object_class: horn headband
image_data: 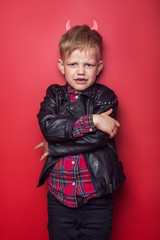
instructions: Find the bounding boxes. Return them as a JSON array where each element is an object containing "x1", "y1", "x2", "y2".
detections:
[{"x1": 65, "y1": 20, "x2": 98, "y2": 31}]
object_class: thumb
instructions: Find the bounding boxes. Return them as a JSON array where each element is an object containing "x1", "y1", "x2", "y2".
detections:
[{"x1": 105, "y1": 108, "x2": 113, "y2": 115}]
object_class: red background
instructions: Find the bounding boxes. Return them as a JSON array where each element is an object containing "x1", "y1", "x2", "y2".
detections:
[{"x1": 0, "y1": 0, "x2": 160, "y2": 239}]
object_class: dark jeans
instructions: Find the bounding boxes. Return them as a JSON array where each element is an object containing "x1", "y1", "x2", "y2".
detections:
[{"x1": 47, "y1": 191, "x2": 114, "y2": 240}]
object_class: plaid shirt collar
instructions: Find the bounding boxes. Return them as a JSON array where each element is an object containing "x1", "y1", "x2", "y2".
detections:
[{"x1": 67, "y1": 83, "x2": 82, "y2": 96}]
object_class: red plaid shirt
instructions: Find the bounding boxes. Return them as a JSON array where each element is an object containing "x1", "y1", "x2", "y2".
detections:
[{"x1": 48, "y1": 85, "x2": 100, "y2": 208}]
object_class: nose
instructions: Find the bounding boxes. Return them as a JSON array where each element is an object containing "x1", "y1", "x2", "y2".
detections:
[{"x1": 77, "y1": 65, "x2": 85, "y2": 75}]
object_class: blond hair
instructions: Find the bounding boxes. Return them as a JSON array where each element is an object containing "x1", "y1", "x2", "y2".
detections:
[{"x1": 59, "y1": 25, "x2": 103, "y2": 60}]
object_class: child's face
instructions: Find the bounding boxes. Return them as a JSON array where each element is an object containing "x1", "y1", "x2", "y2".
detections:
[{"x1": 58, "y1": 47, "x2": 103, "y2": 92}]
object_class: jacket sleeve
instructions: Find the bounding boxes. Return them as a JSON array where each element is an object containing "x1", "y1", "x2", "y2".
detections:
[
  {"x1": 48, "y1": 88, "x2": 118, "y2": 157},
  {"x1": 37, "y1": 84, "x2": 79, "y2": 142}
]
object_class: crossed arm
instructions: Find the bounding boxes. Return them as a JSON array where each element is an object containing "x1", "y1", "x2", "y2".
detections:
[{"x1": 35, "y1": 108, "x2": 120, "y2": 161}]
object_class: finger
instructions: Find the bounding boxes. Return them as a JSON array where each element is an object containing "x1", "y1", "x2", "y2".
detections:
[
  {"x1": 35, "y1": 142, "x2": 44, "y2": 150},
  {"x1": 114, "y1": 127, "x2": 117, "y2": 136},
  {"x1": 112, "y1": 126, "x2": 117, "y2": 135},
  {"x1": 40, "y1": 152, "x2": 49, "y2": 161},
  {"x1": 109, "y1": 126, "x2": 117, "y2": 138},
  {"x1": 40, "y1": 155, "x2": 45, "y2": 161},
  {"x1": 109, "y1": 129, "x2": 114, "y2": 138},
  {"x1": 109, "y1": 132, "x2": 114, "y2": 138},
  {"x1": 115, "y1": 120, "x2": 120, "y2": 127}
]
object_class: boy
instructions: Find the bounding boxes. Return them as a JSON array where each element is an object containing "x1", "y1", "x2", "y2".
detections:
[{"x1": 36, "y1": 25, "x2": 125, "y2": 240}]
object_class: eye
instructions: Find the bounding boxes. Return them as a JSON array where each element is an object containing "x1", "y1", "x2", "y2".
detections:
[
  {"x1": 68, "y1": 63, "x2": 77, "y2": 67},
  {"x1": 86, "y1": 64, "x2": 94, "y2": 67}
]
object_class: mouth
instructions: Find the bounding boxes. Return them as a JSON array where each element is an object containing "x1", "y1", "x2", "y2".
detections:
[{"x1": 74, "y1": 78, "x2": 88, "y2": 83}]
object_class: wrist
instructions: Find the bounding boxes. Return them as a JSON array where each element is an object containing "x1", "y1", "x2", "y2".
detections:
[{"x1": 93, "y1": 114, "x2": 99, "y2": 127}]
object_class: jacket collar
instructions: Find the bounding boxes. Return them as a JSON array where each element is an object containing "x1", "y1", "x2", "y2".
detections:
[
  {"x1": 57, "y1": 83, "x2": 98, "y2": 100},
  {"x1": 82, "y1": 83, "x2": 98, "y2": 100}
]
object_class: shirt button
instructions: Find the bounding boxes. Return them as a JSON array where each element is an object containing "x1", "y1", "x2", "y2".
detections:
[
  {"x1": 70, "y1": 105, "x2": 74, "y2": 110},
  {"x1": 89, "y1": 128, "x2": 93, "y2": 132},
  {"x1": 72, "y1": 161, "x2": 75, "y2": 164},
  {"x1": 72, "y1": 182, "x2": 76, "y2": 186},
  {"x1": 75, "y1": 95, "x2": 79, "y2": 99}
]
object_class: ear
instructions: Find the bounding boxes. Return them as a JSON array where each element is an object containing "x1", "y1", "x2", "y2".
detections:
[
  {"x1": 96, "y1": 61, "x2": 103, "y2": 76},
  {"x1": 58, "y1": 59, "x2": 65, "y2": 75}
]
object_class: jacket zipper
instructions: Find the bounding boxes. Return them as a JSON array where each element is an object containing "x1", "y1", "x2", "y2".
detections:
[
  {"x1": 86, "y1": 98, "x2": 90, "y2": 114},
  {"x1": 87, "y1": 99, "x2": 89, "y2": 115},
  {"x1": 100, "y1": 151, "x2": 112, "y2": 194}
]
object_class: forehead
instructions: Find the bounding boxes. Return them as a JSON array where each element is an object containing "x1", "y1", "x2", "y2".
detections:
[{"x1": 65, "y1": 47, "x2": 99, "y2": 62}]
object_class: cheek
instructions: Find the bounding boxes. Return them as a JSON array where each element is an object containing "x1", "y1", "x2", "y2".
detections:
[
  {"x1": 90, "y1": 70, "x2": 98, "y2": 79},
  {"x1": 64, "y1": 71, "x2": 71, "y2": 79},
  {"x1": 66, "y1": 68, "x2": 74, "y2": 76}
]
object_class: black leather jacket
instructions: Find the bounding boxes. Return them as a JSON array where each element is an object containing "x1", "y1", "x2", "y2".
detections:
[{"x1": 37, "y1": 83, "x2": 126, "y2": 195}]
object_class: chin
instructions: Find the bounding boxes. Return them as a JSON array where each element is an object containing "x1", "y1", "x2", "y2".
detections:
[{"x1": 75, "y1": 86, "x2": 88, "y2": 92}]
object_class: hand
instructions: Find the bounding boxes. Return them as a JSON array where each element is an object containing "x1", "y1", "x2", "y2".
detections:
[
  {"x1": 93, "y1": 109, "x2": 120, "y2": 138},
  {"x1": 35, "y1": 140, "x2": 49, "y2": 161}
]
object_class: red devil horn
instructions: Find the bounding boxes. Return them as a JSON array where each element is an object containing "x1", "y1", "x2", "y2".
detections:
[
  {"x1": 91, "y1": 20, "x2": 98, "y2": 30},
  {"x1": 65, "y1": 20, "x2": 98, "y2": 31},
  {"x1": 66, "y1": 20, "x2": 71, "y2": 31}
]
